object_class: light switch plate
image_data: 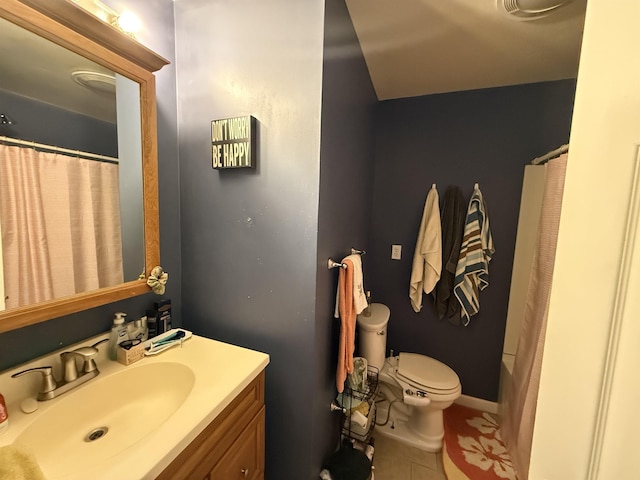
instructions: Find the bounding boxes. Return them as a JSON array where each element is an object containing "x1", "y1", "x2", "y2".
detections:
[{"x1": 391, "y1": 244, "x2": 402, "y2": 260}]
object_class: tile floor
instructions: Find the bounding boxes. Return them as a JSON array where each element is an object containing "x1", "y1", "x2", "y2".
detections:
[{"x1": 371, "y1": 434, "x2": 446, "y2": 480}]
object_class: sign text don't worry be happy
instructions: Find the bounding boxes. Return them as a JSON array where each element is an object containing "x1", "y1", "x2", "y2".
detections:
[{"x1": 211, "y1": 115, "x2": 256, "y2": 169}]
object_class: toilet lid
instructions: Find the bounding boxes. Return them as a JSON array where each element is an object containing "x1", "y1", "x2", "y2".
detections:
[{"x1": 397, "y1": 352, "x2": 460, "y2": 391}]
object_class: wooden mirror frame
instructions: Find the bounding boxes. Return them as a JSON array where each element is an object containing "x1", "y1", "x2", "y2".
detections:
[{"x1": 0, "y1": 0, "x2": 169, "y2": 333}]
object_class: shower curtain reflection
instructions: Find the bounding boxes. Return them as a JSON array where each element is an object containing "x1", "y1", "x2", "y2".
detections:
[{"x1": 0, "y1": 144, "x2": 123, "y2": 310}]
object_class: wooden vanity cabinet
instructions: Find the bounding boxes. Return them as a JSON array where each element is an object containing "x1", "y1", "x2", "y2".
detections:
[{"x1": 157, "y1": 371, "x2": 265, "y2": 480}]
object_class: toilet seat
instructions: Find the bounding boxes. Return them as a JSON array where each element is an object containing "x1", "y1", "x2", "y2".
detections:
[{"x1": 396, "y1": 353, "x2": 460, "y2": 396}]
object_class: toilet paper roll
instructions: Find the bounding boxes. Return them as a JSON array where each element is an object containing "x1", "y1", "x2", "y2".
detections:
[{"x1": 351, "y1": 410, "x2": 368, "y2": 429}]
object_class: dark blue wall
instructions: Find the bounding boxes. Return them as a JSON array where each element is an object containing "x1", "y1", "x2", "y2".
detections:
[
  {"x1": 174, "y1": 2, "x2": 376, "y2": 476},
  {"x1": 315, "y1": 0, "x2": 377, "y2": 469},
  {"x1": 368, "y1": 80, "x2": 577, "y2": 401},
  {"x1": 173, "y1": 1, "x2": 325, "y2": 479},
  {"x1": 0, "y1": 89, "x2": 117, "y2": 156},
  {"x1": 0, "y1": 0, "x2": 180, "y2": 372},
  {"x1": 0, "y1": 2, "x2": 579, "y2": 479}
]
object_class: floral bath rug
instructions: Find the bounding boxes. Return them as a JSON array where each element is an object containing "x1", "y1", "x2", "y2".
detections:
[{"x1": 442, "y1": 404, "x2": 518, "y2": 480}]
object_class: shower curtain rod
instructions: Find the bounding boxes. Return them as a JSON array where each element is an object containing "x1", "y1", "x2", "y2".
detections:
[
  {"x1": 531, "y1": 144, "x2": 569, "y2": 166},
  {"x1": 0, "y1": 135, "x2": 118, "y2": 164}
]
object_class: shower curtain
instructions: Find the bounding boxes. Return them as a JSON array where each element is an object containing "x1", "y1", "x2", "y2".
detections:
[
  {"x1": 0, "y1": 144, "x2": 123, "y2": 309},
  {"x1": 501, "y1": 153, "x2": 568, "y2": 479}
]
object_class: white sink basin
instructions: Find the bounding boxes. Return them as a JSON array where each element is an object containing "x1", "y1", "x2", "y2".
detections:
[
  {"x1": 1, "y1": 333, "x2": 269, "y2": 480},
  {"x1": 14, "y1": 362, "x2": 194, "y2": 478}
]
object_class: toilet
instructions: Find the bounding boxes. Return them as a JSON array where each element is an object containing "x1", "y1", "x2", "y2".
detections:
[{"x1": 357, "y1": 303, "x2": 461, "y2": 452}]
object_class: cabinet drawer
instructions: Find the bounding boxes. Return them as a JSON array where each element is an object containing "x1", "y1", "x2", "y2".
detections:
[{"x1": 209, "y1": 406, "x2": 265, "y2": 480}]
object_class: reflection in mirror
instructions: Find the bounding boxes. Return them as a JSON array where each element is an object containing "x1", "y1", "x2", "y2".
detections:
[{"x1": 0, "y1": 16, "x2": 145, "y2": 312}]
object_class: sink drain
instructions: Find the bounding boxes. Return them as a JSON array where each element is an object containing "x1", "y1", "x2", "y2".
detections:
[{"x1": 84, "y1": 426, "x2": 109, "y2": 442}]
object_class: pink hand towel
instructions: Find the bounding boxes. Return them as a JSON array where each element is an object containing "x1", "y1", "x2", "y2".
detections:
[{"x1": 336, "y1": 258, "x2": 356, "y2": 393}]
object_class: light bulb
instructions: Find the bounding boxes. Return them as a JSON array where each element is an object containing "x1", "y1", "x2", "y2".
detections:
[{"x1": 117, "y1": 10, "x2": 141, "y2": 35}]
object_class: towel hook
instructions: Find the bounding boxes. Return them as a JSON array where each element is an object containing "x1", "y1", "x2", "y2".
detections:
[{"x1": 350, "y1": 248, "x2": 366, "y2": 256}]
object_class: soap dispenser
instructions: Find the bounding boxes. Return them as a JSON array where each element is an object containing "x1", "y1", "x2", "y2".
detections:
[{"x1": 108, "y1": 312, "x2": 130, "y2": 360}]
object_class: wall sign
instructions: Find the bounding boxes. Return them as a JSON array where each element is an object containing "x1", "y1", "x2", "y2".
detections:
[{"x1": 211, "y1": 115, "x2": 257, "y2": 169}]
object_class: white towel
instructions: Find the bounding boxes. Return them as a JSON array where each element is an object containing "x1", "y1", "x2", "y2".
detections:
[
  {"x1": 453, "y1": 184, "x2": 494, "y2": 326},
  {"x1": 334, "y1": 254, "x2": 368, "y2": 318},
  {"x1": 409, "y1": 185, "x2": 442, "y2": 312}
]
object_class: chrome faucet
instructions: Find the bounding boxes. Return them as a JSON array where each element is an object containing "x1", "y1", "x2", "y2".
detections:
[
  {"x1": 60, "y1": 346, "x2": 99, "y2": 382},
  {"x1": 11, "y1": 339, "x2": 106, "y2": 401}
]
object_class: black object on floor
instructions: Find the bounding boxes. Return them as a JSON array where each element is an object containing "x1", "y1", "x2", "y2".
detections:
[{"x1": 322, "y1": 443, "x2": 371, "y2": 480}]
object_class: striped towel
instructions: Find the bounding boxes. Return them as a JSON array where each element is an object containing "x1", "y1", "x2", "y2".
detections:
[{"x1": 453, "y1": 184, "x2": 494, "y2": 326}]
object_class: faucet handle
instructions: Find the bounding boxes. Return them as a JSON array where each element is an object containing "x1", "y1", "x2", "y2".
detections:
[
  {"x1": 91, "y1": 338, "x2": 109, "y2": 349},
  {"x1": 11, "y1": 366, "x2": 58, "y2": 401},
  {"x1": 61, "y1": 346, "x2": 99, "y2": 381},
  {"x1": 75, "y1": 346, "x2": 99, "y2": 374},
  {"x1": 69, "y1": 346, "x2": 99, "y2": 358}
]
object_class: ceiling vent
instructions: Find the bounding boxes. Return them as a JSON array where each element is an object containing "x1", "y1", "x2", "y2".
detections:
[{"x1": 499, "y1": 0, "x2": 576, "y2": 20}]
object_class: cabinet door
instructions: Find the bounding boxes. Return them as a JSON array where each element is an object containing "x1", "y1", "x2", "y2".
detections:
[{"x1": 210, "y1": 406, "x2": 265, "y2": 480}]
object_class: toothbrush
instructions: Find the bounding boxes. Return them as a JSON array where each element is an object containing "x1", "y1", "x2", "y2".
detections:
[
  {"x1": 145, "y1": 330, "x2": 186, "y2": 355},
  {"x1": 149, "y1": 330, "x2": 186, "y2": 348}
]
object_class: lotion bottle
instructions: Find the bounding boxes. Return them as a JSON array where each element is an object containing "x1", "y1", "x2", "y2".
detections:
[
  {"x1": 108, "y1": 312, "x2": 129, "y2": 360},
  {"x1": 128, "y1": 316, "x2": 149, "y2": 342}
]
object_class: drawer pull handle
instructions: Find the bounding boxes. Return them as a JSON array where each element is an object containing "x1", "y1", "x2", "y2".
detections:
[{"x1": 241, "y1": 468, "x2": 249, "y2": 477}]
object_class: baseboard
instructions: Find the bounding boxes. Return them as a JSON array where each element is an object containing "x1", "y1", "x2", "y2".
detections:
[{"x1": 455, "y1": 394, "x2": 498, "y2": 414}]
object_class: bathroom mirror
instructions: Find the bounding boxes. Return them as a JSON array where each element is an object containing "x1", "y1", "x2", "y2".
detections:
[{"x1": 0, "y1": 0, "x2": 169, "y2": 333}]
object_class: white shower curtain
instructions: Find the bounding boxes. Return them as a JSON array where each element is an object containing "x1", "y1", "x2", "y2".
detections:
[
  {"x1": 0, "y1": 144, "x2": 123, "y2": 309},
  {"x1": 501, "y1": 153, "x2": 568, "y2": 479}
]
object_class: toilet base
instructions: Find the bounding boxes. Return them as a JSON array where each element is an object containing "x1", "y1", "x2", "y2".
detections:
[{"x1": 373, "y1": 401, "x2": 444, "y2": 452}]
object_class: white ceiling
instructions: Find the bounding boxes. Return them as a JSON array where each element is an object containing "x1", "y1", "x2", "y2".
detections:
[
  {"x1": 345, "y1": 0, "x2": 587, "y2": 100},
  {"x1": 0, "y1": 17, "x2": 116, "y2": 123},
  {"x1": 0, "y1": 0, "x2": 587, "y2": 124}
]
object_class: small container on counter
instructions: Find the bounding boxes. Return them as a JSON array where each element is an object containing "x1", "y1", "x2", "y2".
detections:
[
  {"x1": 0, "y1": 393, "x2": 9, "y2": 434},
  {"x1": 146, "y1": 299, "x2": 172, "y2": 338}
]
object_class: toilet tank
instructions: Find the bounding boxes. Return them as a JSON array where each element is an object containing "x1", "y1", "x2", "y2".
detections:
[{"x1": 356, "y1": 303, "x2": 390, "y2": 371}]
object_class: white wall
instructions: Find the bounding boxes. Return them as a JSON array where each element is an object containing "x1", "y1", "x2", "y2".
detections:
[{"x1": 530, "y1": 0, "x2": 640, "y2": 478}]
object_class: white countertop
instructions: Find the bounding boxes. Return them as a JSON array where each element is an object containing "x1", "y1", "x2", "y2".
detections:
[{"x1": 0, "y1": 332, "x2": 270, "y2": 479}]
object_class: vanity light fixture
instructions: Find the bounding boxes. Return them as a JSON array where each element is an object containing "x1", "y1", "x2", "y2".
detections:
[
  {"x1": 116, "y1": 11, "x2": 142, "y2": 36},
  {"x1": 71, "y1": 0, "x2": 115, "y2": 23},
  {"x1": 71, "y1": 0, "x2": 142, "y2": 38}
]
